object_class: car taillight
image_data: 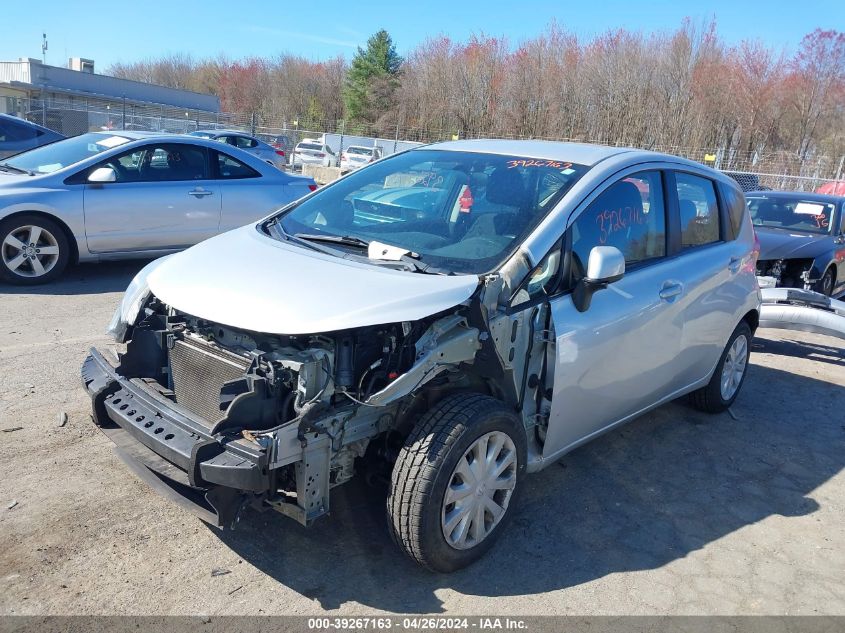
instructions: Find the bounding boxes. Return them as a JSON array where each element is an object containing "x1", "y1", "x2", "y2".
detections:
[
  {"x1": 342, "y1": 154, "x2": 348, "y2": 160},
  {"x1": 317, "y1": 153, "x2": 325, "y2": 158},
  {"x1": 275, "y1": 150, "x2": 285, "y2": 156},
  {"x1": 308, "y1": 184, "x2": 318, "y2": 192}
]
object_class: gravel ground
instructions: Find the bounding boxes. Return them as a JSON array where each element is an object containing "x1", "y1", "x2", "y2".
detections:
[{"x1": 0, "y1": 261, "x2": 843, "y2": 616}]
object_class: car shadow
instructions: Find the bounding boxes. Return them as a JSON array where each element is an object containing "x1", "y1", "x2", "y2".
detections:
[
  {"x1": 0, "y1": 260, "x2": 150, "y2": 296},
  {"x1": 754, "y1": 334, "x2": 844, "y2": 367},
  {"x1": 212, "y1": 357, "x2": 843, "y2": 612}
]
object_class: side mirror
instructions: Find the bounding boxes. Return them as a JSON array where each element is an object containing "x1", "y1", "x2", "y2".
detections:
[
  {"x1": 88, "y1": 167, "x2": 116, "y2": 183},
  {"x1": 573, "y1": 246, "x2": 625, "y2": 312}
]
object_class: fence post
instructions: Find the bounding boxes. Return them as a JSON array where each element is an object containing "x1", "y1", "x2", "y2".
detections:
[
  {"x1": 122, "y1": 96, "x2": 126, "y2": 130},
  {"x1": 338, "y1": 119, "x2": 345, "y2": 160},
  {"x1": 251, "y1": 112, "x2": 256, "y2": 136},
  {"x1": 835, "y1": 156, "x2": 844, "y2": 184}
]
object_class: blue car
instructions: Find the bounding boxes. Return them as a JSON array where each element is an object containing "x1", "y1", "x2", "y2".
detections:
[
  {"x1": 0, "y1": 113, "x2": 65, "y2": 160},
  {"x1": 749, "y1": 190, "x2": 845, "y2": 296}
]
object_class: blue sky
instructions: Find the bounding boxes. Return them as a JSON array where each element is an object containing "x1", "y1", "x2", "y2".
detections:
[{"x1": 2, "y1": 0, "x2": 843, "y2": 69}]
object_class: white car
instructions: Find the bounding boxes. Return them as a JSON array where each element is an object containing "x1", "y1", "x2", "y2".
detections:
[
  {"x1": 291, "y1": 139, "x2": 337, "y2": 169},
  {"x1": 340, "y1": 145, "x2": 383, "y2": 171}
]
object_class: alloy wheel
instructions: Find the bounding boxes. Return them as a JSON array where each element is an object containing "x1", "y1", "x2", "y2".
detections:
[
  {"x1": 720, "y1": 334, "x2": 748, "y2": 401},
  {"x1": 2, "y1": 224, "x2": 61, "y2": 279}
]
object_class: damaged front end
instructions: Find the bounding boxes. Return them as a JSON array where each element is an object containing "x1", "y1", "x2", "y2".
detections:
[{"x1": 82, "y1": 296, "x2": 484, "y2": 528}]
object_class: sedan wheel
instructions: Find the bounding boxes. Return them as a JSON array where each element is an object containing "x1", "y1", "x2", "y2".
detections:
[
  {"x1": 816, "y1": 269, "x2": 835, "y2": 296},
  {"x1": 689, "y1": 321, "x2": 753, "y2": 413},
  {"x1": 0, "y1": 215, "x2": 70, "y2": 284}
]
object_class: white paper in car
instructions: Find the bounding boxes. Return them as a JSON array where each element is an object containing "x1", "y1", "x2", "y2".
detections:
[
  {"x1": 96, "y1": 135, "x2": 130, "y2": 149},
  {"x1": 368, "y1": 241, "x2": 411, "y2": 261},
  {"x1": 794, "y1": 202, "x2": 825, "y2": 215}
]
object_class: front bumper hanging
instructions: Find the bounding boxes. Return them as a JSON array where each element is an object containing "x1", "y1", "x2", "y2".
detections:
[
  {"x1": 759, "y1": 287, "x2": 845, "y2": 341},
  {"x1": 81, "y1": 348, "x2": 271, "y2": 527}
]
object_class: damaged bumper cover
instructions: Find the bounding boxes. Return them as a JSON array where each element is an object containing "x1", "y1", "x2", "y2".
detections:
[
  {"x1": 81, "y1": 348, "x2": 270, "y2": 527},
  {"x1": 759, "y1": 287, "x2": 845, "y2": 340}
]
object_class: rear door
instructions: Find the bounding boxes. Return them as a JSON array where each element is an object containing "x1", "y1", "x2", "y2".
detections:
[
  {"x1": 83, "y1": 142, "x2": 221, "y2": 252},
  {"x1": 543, "y1": 169, "x2": 685, "y2": 456},
  {"x1": 665, "y1": 170, "x2": 746, "y2": 385}
]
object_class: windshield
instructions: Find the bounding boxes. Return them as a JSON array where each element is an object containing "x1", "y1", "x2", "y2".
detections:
[
  {"x1": 276, "y1": 149, "x2": 588, "y2": 274},
  {"x1": 3, "y1": 132, "x2": 131, "y2": 174},
  {"x1": 747, "y1": 196, "x2": 836, "y2": 234}
]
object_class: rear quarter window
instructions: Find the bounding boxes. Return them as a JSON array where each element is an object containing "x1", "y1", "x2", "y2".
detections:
[{"x1": 719, "y1": 181, "x2": 747, "y2": 240}]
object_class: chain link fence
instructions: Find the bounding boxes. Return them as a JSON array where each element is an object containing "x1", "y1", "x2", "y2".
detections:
[{"x1": 4, "y1": 96, "x2": 844, "y2": 193}]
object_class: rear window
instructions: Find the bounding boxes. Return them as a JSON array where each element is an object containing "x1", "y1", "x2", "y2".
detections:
[
  {"x1": 298, "y1": 143, "x2": 323, "y2": 151},
  {"x1": 347, "y1": 147, "x2": 373, "y2": 156},
  {"x1": 0, "y1": 118, "x2": 41, "y2": 143}
]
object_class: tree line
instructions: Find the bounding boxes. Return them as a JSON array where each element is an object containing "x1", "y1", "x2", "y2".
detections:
[{"x1": 107, "y1": 22, "x2": 845, "y2": 168}]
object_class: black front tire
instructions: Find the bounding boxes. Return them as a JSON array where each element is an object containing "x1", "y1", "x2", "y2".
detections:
[
  {"x1": 689, "y1": 321, "x2": 752, "y2": 414},
  {"x1": 387, "y1": 393, "x2": 526, "y2": 573}
]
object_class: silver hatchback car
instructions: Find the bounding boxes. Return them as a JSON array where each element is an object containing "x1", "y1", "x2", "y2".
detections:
[{"x1": 82, "y1": 140, "x2": 760, "y2": 572}]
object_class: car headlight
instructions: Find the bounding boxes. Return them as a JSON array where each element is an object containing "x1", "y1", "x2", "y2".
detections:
[{"x1": 106, "y1": 257, "x2": 169, "y2": 342}]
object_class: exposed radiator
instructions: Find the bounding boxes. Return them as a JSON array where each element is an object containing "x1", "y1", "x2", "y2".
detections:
[{"x1": 169, "y1": 337, "x2": 250, "y2": 424}]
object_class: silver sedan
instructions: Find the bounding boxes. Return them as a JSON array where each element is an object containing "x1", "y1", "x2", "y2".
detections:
[
  {"x1": 0, "y1": 131, "x2": 316, "y2": 284},
  {"x1": 188, "y1": 130, "x2": 287, "y2": 170}
]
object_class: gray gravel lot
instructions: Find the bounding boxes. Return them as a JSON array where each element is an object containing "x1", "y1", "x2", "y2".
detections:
[{"x1": 0, "y1": 262, "x2": 843, "y2": 615}]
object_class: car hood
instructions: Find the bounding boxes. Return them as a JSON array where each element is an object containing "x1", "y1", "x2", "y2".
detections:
[
  {"x1": 146, "y1": 225, "x2": 480, "y2": 334},
  {"x1": 756, "y1": 226, "x2": 832, "y2": 260},
  {"x1": 0, "y1": 173, "x2": 38, "y2": 188}
]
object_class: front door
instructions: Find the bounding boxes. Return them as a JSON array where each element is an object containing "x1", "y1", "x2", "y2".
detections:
[
  {"x1": 543, "y1": 170, "x2": 685, "y2": 457},
  {"x1": 83, "y1": 142, "x2": 221, "y2": 253}
]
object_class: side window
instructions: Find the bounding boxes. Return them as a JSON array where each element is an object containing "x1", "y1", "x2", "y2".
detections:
[
  {"x1": 99, "y1": 144, "x2": 208, "y2": 182},
  {"x1": 234, "y1": 136, "x2": 257, "y2": 149},
  {"x1": 0, "y1": 119, "x2": 39, "y2": 143},
  {"x1": 719, "y1": 181, "x2": 746, "y2": 240},
  {"x1": 215, "y1": 151, "x2": 260, "y2": 179},
  {"x1": 674, "y1": 173, "x2": 721, "y2": 247},
  {"x1": 511, "y1": 240, "x2": 563, "y2": 308},
  {"x1": 571, "y1": 171, "x2": 666, "y2": 279}
]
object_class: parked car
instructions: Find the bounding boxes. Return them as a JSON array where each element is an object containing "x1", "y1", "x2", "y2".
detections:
[
  {"x1": 0, "y1": 131, "x2": 316, "y2": 284},
  {"x1": 255, "y1": 133, "x2": 292, "y2": 158},
  {"x1": 340, "y1": 145, "x2": 383, "y2": 171},
  {"x1": 748, "y1": 190, "x2": 845, "y2": 296},
  {"x1": 188, "y1": 130, "x2": 287, "y2": 170},
  {"x1": 82, "y1": 140, "x2": 760, "y2": 572},
  {"x1": 291, "y1": 139, "x2": 338, "y2": 169},
  {"x1": 0, "y1": 113, "x2": 65, "y2": 160},
  {"x1": 816, "y1": 181, "x2": 845, "y2": 196}
]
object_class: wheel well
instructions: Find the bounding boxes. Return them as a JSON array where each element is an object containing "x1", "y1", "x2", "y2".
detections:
[
  {"x1": 742, "y1": 309, "x2": 759, "y2": 335},
  {"x1": 1, "y1": 211, "x2": 79, "y2": 264}
]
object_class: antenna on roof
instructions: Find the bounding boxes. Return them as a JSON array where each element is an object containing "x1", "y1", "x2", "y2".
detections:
[{"x1": 41, "y1": 32, "x2": 48, "y2": 64}]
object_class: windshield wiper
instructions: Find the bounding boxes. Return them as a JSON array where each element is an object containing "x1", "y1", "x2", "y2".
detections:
[
  {"x1": 0, "y1": 163, "x2": 34, "y2": 176},
  {"x1": 293, "y1": 233, "x2": 370, "y2": 249}
]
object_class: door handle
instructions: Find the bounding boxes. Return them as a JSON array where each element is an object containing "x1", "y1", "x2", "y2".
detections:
[
  {"x1": 659, "y1": 282, "x2": 684, "y2": 301},
  {"x1": 188, "y1": 188, "x2": 213, "y2": 197},
  {"x1": 728, "y1": 256, "x2": 741, "y2": 273}
]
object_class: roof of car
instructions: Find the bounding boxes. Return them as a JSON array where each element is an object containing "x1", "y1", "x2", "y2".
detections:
[
  {"x1": 746, "y1": 190, "x2": 844, "y2": 204},
  {"x1": 423, "y1": 139, "x2": 649, "y2": 166},
  {"x1": 0, "y1": 112, "x2": 59, "y2": 134}
]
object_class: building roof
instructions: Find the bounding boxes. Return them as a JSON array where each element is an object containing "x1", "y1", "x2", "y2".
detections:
[{"x1": 0, "y1": 59, "x2": 219, "y2": 112}]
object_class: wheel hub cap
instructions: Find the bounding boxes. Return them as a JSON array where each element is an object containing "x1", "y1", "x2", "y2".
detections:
[{"x1": 441, "y1": 431, "x2": 517, "y2": 550}]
